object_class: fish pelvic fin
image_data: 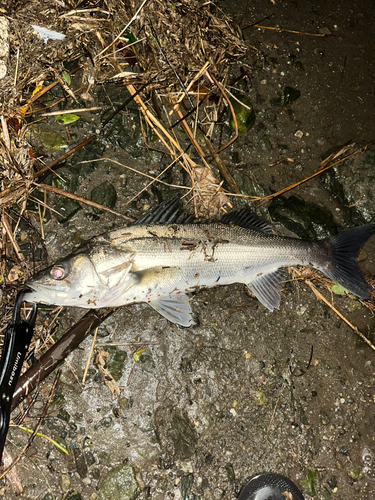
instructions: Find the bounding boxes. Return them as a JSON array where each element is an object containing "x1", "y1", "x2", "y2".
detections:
[
  {"x1": 323, "y1": 223, "x2": 375, "y2": 299},
  {"x1": 246, "y1": 269, "x2": 286, "y2": 311},
  {"x1": 149, "y1": 292, "x2": 193, "y2": 327}
]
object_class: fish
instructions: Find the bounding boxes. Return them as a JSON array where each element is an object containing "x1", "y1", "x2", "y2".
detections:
[{"x1": 23, "y1": 198, "x2": 374, "y2": 327}]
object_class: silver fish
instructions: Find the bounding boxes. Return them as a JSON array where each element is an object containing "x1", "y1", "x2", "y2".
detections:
[{"x1": 24, "y1": 200, "x2": 374, "y2": 327}]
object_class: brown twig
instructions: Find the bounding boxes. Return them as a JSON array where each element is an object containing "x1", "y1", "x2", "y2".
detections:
[
  {"x1": 33, "y1": 134, "x2": 97, "y2": 180},
  {"x1": 1, "y1": 212, "x2": 25, "y2": 263},
  {"x1": 316, "y1": 140, "x2": 353, "y2": 171},
  {"x1": 245, "y1": 24, "x2": 328, "y2": 37},
  {"x1": 82, "y1": 326, "x2": 98, "y2": 386},
  {"x1": 39, "y1": 107, "x2": 102, "y2": 118},
  {"x1": 33, "y1": 182, "x2": 134, "y2": 222},
  {"x1": 25, "y1": 86, "x2": 86, "y2": 118},
  {"x1": 254, "y1": 142, "x2": 372, "y2": 204},
  {"x1": 203, "y1": 135, "x2": 240, "y2": 194},
  {"x1": 25, "y1": 67, "x2": 82, "y2": 108},
  {"x1": 305, "y1": 280, "x2": 375, "y2": 352},
  {"x1": 207, "y1": 73, "x2": 238, "y2": 155}
]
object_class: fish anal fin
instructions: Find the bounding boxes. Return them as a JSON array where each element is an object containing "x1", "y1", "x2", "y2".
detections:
[
  {"x1": 246, "y1": 269, "x2": 286, "y2": 311},
  {"x1": 149, "y1": 292, "x2": 193, "y2": 327}
]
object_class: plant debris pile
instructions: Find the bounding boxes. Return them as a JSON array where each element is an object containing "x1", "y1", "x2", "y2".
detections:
[{"x1": 0, "y1": 1, "x2": 257, "y2": 349}]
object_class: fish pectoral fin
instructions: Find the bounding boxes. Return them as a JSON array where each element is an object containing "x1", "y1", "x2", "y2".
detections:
[
  {"x1": 246, "y1": 269, "x2": 286, "y2": 311},
  {"x1": 98, "y1": 274, "x2": 136, "y2": 307},
  {"x1": 149, "y1": 293, "x2": 193, "y2": 327}
]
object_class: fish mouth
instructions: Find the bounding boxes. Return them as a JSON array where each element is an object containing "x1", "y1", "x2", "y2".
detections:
[{"x1": 23, "y1": 282, "x2": 69, "y2": 305}]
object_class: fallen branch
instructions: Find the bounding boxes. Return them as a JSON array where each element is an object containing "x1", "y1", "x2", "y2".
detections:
[{"x1": 12, "y1": 308, "x2": 114, "y2": 410}]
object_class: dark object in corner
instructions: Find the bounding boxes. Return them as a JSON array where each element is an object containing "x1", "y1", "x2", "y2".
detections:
[
  {"x1": 0, "y1": 292, "x2": 37, "y2": 465},
  {"x1": 238, "y1": 472, "x2": 304, "y2": 499}
]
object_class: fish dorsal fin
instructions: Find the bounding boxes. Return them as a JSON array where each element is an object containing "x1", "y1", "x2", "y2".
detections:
[
  {"x1": 132, "y1": 196, "x2": 191, "y2": 225},
  {"x1": 149, "y1": 292, "x2": 193, "y2": 327},
  {"x1": 246, "y1": 268, "x2": 286, "y2": 311},
  {"x1": 220, "y1": 209, "x2": 274, "y2": 234}
]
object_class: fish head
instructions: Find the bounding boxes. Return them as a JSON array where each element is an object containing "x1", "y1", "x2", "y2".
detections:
[{"x1": 24, "y1": 253, "x2": 102, "y2": 307}]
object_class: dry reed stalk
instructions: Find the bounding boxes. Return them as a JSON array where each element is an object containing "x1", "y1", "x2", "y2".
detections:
[
  {"x1": 34, "y1": 183, "x2": 134, "y2": 221},
  {"x1": 306, "y1": 280, "x2": 375, "y2": 352}
]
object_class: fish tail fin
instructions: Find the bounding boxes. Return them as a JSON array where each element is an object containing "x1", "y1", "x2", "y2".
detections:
[{"x1": 323, "y1": 223, "x2": 375, "y2": 298}]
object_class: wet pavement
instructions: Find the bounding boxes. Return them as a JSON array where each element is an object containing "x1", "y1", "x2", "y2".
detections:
[{"x1": 2, "y1": 0, "x2": 375, "y2": 499}]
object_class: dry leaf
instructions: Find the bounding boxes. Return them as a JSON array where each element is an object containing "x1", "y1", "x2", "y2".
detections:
[
  {"x1": 2, "y1": 449, "x2": 23, "y2": 494},
  {"x1": 7, "y1": 265, "x2": 22, "y2": 282},
  {"x1": 191, "y1": 166, "x2": 229, "y2": 218},
  {"x1": 94, "y1": 350, "x2": 121, "y2": 398}
]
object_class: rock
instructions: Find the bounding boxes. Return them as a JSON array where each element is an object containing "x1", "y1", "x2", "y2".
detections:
[
  {"x1": 269, "y1": 195, "x2": 339, "y2": 239},
  {"x1": 102, "y1": 105, "x2": 144, "y2": 159},
  {"x1": 73, "y1": 444, "x2": 88, "y2": 478},
  {"x1": 116, "y1": 119, "x2": 144, "y2": 158},
  {"x1": 229, "y1": 94, "x2": 256, "y2": 134},
  {"x1": 139, "y1": 351, "x2": 155, "y2": 370},
  {"x1": 55, "y1": 197, "x2": 82, "y2": 223},
  {"x1": 97, "y1": 464, "x2": 138, "y2": 500},
  {"x1": 42, "y1": 170, "x2": 82, "y2": 223},
  {"x1": 154, "y1": 405, "x2": 198, "y2": 460},
  {"x1": 91, "y1": 181, "x2": 117, "y2": 214},
  {"x1": 294, "y1": 61, "x2": 305, "y2": 72},
  {"x1": 61, "y1": 474, "x2": 70, "y2": 493},
  {"x1": 69, "y1": 142, "x2": 106, "y2": 192},
  {"x1": 232, "y1": 170, "x2": 267, "y2": 198},
  {"x1": 321, "y1": 143, "x2": 375, "y2": 225},
  {"x1": 0, "y1": 17, "x2": 9, "y2": 79},
  {"x1": 39, "y1": 129, "x2": 69, "y2": 150},
  {"x1": 258, "y1": 135, "x2": 272, "y2": 151},
  {"x1": 95, "y1": 416, "x2": 113, "y2": 430},
  {"x1": 65, "y1": 492, "x2": 82, "y2": 500},
  {"x1": 84, "y1": 451, "x2": 96, "y2": 467},
  {"x1": 231, "y1": 170, "x2": 268, "y2": 216},
  {"x1": 57, "y1": 408, "x2": 71, "y2": 422},
  {"x1": 106, "y1": 346, "x2": 128, "y2": 381},
  {"x1": 283, "y1": 86, "x2": 301, "y2": 105},
  {"x1": 180, "y1": 474, "x2": 194, "y2": 500}
]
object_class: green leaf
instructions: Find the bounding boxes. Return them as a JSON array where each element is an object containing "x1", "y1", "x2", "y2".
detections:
[
  {"x1": 126, "y1": 29, "x2": 137, "y2": 44},
  {"x1": 331, "y1": 284, "x2": 347, "y2": 295},
  {"x1": 301, "y1": 469, "x2": 317, "y2": 497},
  {"x1": 62, "y1": 71, "x2": 71, "y2": 85},
  {"x1": 55, "y1": 113, "x2": 80, "y2": 125}
]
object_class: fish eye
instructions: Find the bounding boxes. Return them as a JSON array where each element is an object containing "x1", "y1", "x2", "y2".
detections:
[{"x1": 50, "y1": 265, "x2": 67, "y2": 280}]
